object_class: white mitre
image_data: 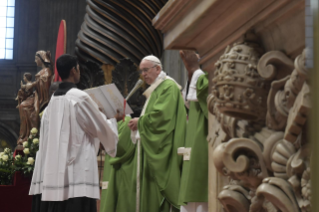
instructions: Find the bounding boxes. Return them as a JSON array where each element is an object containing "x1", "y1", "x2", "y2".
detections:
[{"x1": 142, "y1": 55, "x2": 162, "y2": 69}]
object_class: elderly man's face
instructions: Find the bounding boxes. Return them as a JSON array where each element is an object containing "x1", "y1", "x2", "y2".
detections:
[{"x1": 139, "y1": 60, "x2": 161, "y2": 85}]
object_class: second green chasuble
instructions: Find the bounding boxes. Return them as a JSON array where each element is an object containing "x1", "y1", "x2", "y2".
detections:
[
  {"x1": 178, "y1": 73, "x2": 209, "y2": 204},
  {"x1": 100, "y1": 116, "x2": 138, "y2": 212}
]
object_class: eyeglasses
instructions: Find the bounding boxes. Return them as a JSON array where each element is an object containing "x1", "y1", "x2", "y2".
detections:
[{"x1": 139, "y1": 65, "x2": 157, "y2": 74}]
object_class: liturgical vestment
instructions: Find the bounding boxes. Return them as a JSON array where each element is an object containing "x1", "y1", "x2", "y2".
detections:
[
  {"x1": 100, "y1": 116, "x2": 137, "y2": 212},
  {"x1": 179, "y1": 69, "x2": 209, "y2": 212},
  {"x1": 101, "y1": 72, "x2": 187, "y2": 212},
  {"x1": 29, "y1": 86, "x2": 118, "y2": 201}
]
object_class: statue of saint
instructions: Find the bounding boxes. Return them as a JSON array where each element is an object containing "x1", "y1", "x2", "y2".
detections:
[{"x1": 17, "y1": 51, "x2": 53, "y2": 145}]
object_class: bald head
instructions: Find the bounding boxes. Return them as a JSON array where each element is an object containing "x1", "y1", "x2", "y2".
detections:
[{"x1": 140, "y1": 55, "x2": 162, "y2": 85}]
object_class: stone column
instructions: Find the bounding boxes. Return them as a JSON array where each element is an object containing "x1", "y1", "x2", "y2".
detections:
[{"x1": 161, "y1": 50, "x2": 187, "y2": 87}]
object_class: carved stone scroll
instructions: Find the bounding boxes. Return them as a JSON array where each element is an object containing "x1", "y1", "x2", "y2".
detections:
[
  {"x1": 257, "y1": 51, "x2": 294, "y2": 81},
  {"x1": 213, "y1": 137, "x2": 269, "y2": 189},
  {"x1": 265, "y1": 50, "x2": 309, "y2": 132},
  {"x1": 210, "y1": 45, "x2": 311, "y2": 212},
  {"x1": 218, "y1": 185, "x2": 250, "y2": 212},
  {"x1": 266, "y1": 76, "x2": 290, "y2": 131},
  {"x1": 256, "y1": 178, "x2": 300, "y2": 212},
  {"x1": 284, "y1": 82, "x2": 310, "y2": 143},
  {"x1": 271, "y1": 140, "x2": 296, "y2": 179}
]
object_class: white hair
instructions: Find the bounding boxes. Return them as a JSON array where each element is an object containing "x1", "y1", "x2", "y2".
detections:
[{"x1": 141, "y1": 55, "x2": 162, "y2": 70}]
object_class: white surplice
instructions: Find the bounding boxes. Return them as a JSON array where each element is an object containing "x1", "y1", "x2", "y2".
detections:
[
  {"x1": 186, "y1": 69, "x2": 205, "y2": 102},
  {"x1": 29, "y1": 88, "x2": 118, "y2": 201}
]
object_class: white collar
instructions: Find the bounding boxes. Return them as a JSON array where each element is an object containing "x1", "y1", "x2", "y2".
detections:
[
  {"x1": 151, "y1": 71, "x2": 166, "y2": 85},
  {"x1": 143, "y1": 71, "x2": 166, "y2": 99}
]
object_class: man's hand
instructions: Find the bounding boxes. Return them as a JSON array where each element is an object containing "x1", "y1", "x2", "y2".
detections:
[
  {"x1": 179, "y1": 50, "x2": 200, "y2": 80},
  {"x1": 128, "y1": 118, "x2": 139, "y2": 131},
  {"x1": 114, "y1": 110, "x2": 123, "y2": 122}
]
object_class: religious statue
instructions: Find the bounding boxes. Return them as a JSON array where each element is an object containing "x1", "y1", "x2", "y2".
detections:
[{"x1": 16, "y1": 50, "x2": 53, "y2": 145}]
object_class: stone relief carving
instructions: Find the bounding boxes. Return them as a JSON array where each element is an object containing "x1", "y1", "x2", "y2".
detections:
[
  {"x1": 208, "y1": 40, "x2": 310, "y2": 212},
  {"x1": 211, "y1": 41, "x2": 269, "y2": 121}
]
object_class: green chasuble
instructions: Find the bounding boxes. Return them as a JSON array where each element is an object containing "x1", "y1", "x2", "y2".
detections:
[
  {"x1": 101, "y1": 79, "x2": 186, "y2": 212},
  {"x1": 178, "y1": 73, "x2": 209, "y2": 204},
  {"x1": 100, "y1": 116, "x2": 138, "y2": 212},
  {"x1": 138, "y1": 79, "x2": 187, "y2": 212}
]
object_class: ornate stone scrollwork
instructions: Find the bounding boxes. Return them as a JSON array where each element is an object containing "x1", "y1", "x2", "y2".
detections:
[
  {"x1": 284, "y1": 82, "x2": 310, "y2": 144},
  {"x1": 265, "y1": 50, "x2": 309, "y2": 131},
  {"x1": 210, "y1": 42, "x2": 311, "y2": 212},
  {"x1": 213, "y1": 137, "x2": 269, "y2": 189},
  {"x1": 255, "y1": 177, "x2": 300, "y2": 212},
  {"x1": 218, "y1": 184, "x2": 251, "y2": 212},
  {"x1": 266, "y1": 75, "x2": 290, "y2": 131},
  {"x1": 257, "y1": 51, "x2": 294, "y2": 81},
  {"x1": 287, "y1": 144, "x2": 311, "y2": 212},
  {"x1": 271, "y1": 139, "x2": 296, "y2": 179}
]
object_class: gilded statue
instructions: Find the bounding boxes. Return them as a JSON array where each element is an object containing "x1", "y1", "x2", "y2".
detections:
[{"x1": 16, "y1": 51, "x2": 53, "y2": 144}]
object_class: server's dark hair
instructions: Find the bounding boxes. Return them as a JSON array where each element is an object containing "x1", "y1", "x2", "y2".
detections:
[{"x1": 56, "y1": 54, "x2": 78, "y2": 80}]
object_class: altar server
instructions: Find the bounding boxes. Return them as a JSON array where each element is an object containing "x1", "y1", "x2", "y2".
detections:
[{"x1": 29, "y1": 54, "x2": 119, "y2": 212}]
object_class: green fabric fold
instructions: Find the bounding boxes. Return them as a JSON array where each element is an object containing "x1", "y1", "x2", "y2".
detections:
[
  {"x1": 100, "y1": 116, "x2": 137, "y2": 212},
  {"x1": 178, "y1": 73, "x2": 209, "y2": 204},
  {"x1": 101, "y1": 79, "x2": 186, "y2": 212},
  {"x1": 138, "y1": 79, "x2": 186, "y2": 211}
]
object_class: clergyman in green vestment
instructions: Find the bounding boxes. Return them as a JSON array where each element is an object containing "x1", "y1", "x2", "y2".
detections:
[
  {"x1": 101, "y1": 55, "x2": 187, "y2": 212},
  {"x1": 179, "y1": 51, "x2": 209, "y2": 212},
  {"x1": 100, "y1": 116, "x2": 137, "y2": 212}
]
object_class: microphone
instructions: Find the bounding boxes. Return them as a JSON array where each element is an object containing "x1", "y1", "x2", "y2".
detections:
[{"x1": 126, "y1": 79, "x2": 143, "y2": 101}]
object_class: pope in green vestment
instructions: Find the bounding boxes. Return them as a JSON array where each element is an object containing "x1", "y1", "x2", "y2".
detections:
[
  {"x1": 137, "y1": 76, "x2": 186, "y2": 212},
  {"x1": 101, "y1": 55, "x2": 187, "y2": 212}
]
